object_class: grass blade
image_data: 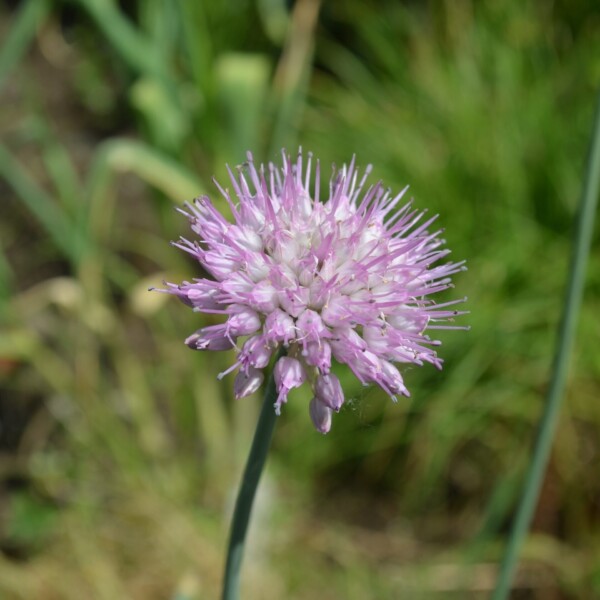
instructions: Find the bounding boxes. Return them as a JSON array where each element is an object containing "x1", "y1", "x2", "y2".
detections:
[
  {"x1": 492, "y1": 90, "x2": 600, "y2": 599},
  {"x1": 77, "y1": 0, "x2": 164, "y2": 80},
  {"x1": 268, "y1": 0, "x2": 322, "y2": 155},
  {"x1": 0, "y1": 0, "x2": 49, "y2": 89},
  {"x1": 216, "y1": 53, "x2": 271, "y2": 160},
  {"x1": 87, "y1": 138, "x2": 204, "y2": 203},
  {"x1": 0, "y1": 144, "x2": 78, "y2": 263}
]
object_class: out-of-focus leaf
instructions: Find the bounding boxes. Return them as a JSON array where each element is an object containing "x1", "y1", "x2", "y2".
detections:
[
  {"x1": 39, "y1": 134, "x2": 82, "y2": 218},
  {"x1": 6, "y1": 492, "x2": 58, "y2": 549},
  {"x1": 0, "y1": 329, "x2": 38, "y2": 359},
  {"x1": 130, "y1": 78, "x2": 190, "y2": 151},
  {"x1": 216, "y1": 53, "x2": 271, "y2": 160},
  {"x1": 129, "y1": 273, "x2": 171, "y2": 317},
  {"x1": 76, "y1": 0, "x2": 184, "y2": 150},
  {"x1": 268, "y1": 0, "x2": 321, "y2": 155},
  {"x1": 87, "y1": 138, "x2": 204, "y2": 203},
  {"x1": 257, "y1": 0, "x2": 290, "y2": 45},
  {"x1": 0, "y1": 246, "x2": 13, "y2": 307},
  {"x1": 0, "y1": 0, "x2": 49, "y2": 89},
  {"x1": 0, "y1": 144, "x2": 79, "y2": 264},
  {"x1": 76, "y1": 0, "x2": 165, "y2": 80}
]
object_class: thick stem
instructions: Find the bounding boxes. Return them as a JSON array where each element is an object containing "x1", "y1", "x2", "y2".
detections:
[
  {"x1": 492, "y1": 90, "x2": 600, "y2": 598},
  {"x1": 221, "y1": 349, "x2": 285, "y2": 600}
]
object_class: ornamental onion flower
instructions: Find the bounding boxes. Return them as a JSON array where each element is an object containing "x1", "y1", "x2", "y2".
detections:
[{"x1": 158, "y1": 150, "x2": 466, "y2": 433}]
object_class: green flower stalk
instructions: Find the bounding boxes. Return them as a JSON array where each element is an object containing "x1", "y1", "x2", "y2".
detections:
[{"x1": 222, "y1": 348, "x2": 284, "y2": 600}]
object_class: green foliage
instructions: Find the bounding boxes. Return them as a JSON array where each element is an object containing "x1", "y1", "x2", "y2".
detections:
[{"x1": 0, "y1": 0, "x2": 599, "y2": 598}]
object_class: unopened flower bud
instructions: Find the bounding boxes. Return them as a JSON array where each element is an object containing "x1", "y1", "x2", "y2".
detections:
[
  {"x1": 227, "y1": 305, "x2": 261, "y2": 336},
  {"x1": 379, "y1": 360, "x2": 409, "y2": 398},
  {"x1": 309, "y1": 397, "x2": 332, "y2": 434},
  {"x1": 234, "y1": 368, "x2": 264, "y2": 399},
  {"x1": 314, "y1": 373, "x2": 344, "y2": 411},
  {"x1": 303, "y1": 341, "x2": 332, "y2": 373},
  {"x1": 248, "y1": 280, "x2": 279, "y2": 313},
  {"x1": 273, "y1": 357, "x2": 306, "y2": 414},
  {"x1": 184, "y1": 324, "x2": 234, "y2": 351},
  {"x1": 240, "y1": 335, "x2": 272, "y2": 369},
  {"x1": 264, "y1": 309, "x2": 296, "y2": 345}
]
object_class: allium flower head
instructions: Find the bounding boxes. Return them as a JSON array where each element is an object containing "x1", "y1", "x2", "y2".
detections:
[{"x1": 159, "y1": 150, "x2": 467, "y2": 433}]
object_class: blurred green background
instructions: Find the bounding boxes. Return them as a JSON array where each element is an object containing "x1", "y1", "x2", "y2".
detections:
[{"x1": 1, "y1": 0, "x2": 599, "y2": 598}]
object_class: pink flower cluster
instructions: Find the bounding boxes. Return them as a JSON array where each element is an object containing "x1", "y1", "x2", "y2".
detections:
[{"x1": 160, "y1": 151, "x2": 466, "y2": 433}]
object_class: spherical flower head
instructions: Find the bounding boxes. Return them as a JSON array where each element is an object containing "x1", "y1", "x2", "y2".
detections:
[{"x1": 157, "y1": 150, "x2": 467, "y2": 433}]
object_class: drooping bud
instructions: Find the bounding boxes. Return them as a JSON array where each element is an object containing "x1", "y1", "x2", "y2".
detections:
[
  {"x1": 296, "y1": 309, "x2": 328, "y2": 341},
  {"x1": 347, "y1": 349, "x2": 382, "y2": 385},
  {"x1": 273, "y1": 357, "x2": 306, "y2": 414},
  {"x1": 240, "y1": 335, "x2": 272, "y2": 369},
  {"x1": 184, "y1": 324, "x2": 234, "y2": 351},
  {"x1": 226, "y1": 305, "x2": 262, "y2": 336},
  {"x1": 264, "y1": 309, "x2": 296, "y2": 345},
  {"x1": 234, "y1": 367, "x2": 264, "y2": 400},
  {"x1": 303, "y1": 340, "x2": 332, "y2": 373},
  {"x1": 314, "y1": 373, "x2": 345, "y2": 412},
  {"x1": 329, "y1": 328, "x2": 366, "y2": 365},
  {"x1": 309, "y1": 397, "x2": 332, "y2": 434},
  {"x1": 378, "y1": 360, "x2": 409, "y2": 398},
  {"x1": 173, "y1": 280, "x2": 222, "y2": 310}
]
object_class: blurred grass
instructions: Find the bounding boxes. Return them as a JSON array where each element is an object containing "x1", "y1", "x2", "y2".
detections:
[{"x1": 0, "y1": 0, "x2": 599, "y2": 598}]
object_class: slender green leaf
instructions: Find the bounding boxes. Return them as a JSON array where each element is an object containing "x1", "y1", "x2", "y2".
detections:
[
  {"x1": 0, "y1": 0, "x2": 49, "y2": 89},
  {"x1": 76, "y1": 0, "x2": 164, "y2": 80},
  {"x1": 0, "y1": 245, "x2": 14, "y2": 308},
  {"x1": 86, "y1": 138, "x2": 204, "y2": 203},
  {"x1": 216, "y1": 53, "x2": 271, "y2": 160},
  {"x1": 492, "y1": 90, "x2": 600, "y2": 599},
  {"x1": 0, "y1": 144, "x2": 78, "y2": 263},
  {"x1": 268, "y1": 0, "x2": 322, "y2": 155}
]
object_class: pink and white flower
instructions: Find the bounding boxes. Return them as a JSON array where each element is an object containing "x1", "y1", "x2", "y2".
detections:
[{"x1": 157, "y1": 150, "x2": 467, "y2": 433}]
